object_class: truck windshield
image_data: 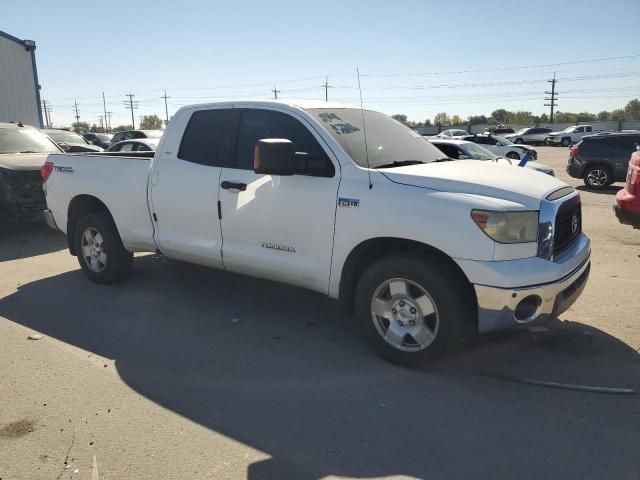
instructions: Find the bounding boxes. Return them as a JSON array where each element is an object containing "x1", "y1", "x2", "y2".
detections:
[
  {"x1": 0, "y1": 128, "x2": 60, "y2": 154},
  {"x1": 307, "y1": 108, "x2": 444, "y2": 168}
]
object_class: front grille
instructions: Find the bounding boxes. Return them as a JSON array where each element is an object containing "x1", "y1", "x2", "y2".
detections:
[{"x1": 554, "y1": 196, "x2": 581, "y2": 255}]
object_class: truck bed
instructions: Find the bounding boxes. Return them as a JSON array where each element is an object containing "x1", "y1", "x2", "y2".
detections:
[{"x1": 45, "y1": 153, "x2": 157, "y2": 252}]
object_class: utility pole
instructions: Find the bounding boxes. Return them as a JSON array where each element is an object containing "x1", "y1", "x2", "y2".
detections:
[
  {"x1": 73, "y1": 100, "x2": 80, "y2": 131},
  {"x1": 321, "y1": 76, "x2": 332, "y2": 102},
  {"x1": 41, "y1": 99, "x2": 52, "y2": 128},
  {"x1": 102, "y1": 92, "x2": 108, "y2": 132},
  {"x1": 106, "y1": 112, "x2": 112, "y2": 132},
  {"x1": 161, "y1": 89, "x2": 170, "y2": 124},
  {"x1": 544, "y1": 72, "x2": 559, "y2": 123},
  {"x1": 272, "y1": 85, "x2": 280, "y2": 99},
  {"x1": 98, "y1": 115, "x2": 104, "y2": 131},
  {"x1": 124, "y1": 93, "x2": 138, "y2": 129}
]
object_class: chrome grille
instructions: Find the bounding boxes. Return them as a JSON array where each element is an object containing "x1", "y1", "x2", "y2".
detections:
[{"x1": 554, "y1": 196, "x2": 581, "y2": 255}]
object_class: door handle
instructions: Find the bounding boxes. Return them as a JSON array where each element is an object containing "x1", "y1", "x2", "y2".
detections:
[{"x1": 221, "y1": 181, "x2": 247, "y2": 191}]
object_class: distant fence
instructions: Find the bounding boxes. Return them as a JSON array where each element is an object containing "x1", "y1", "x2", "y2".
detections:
[{"x1": 416, "y1": 120, "x2": 640, "y2": 136}]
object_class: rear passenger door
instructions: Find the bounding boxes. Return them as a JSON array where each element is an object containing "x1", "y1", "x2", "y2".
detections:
[{"x1": 149, "y1": 107, "x2": 233, "y2": 267}]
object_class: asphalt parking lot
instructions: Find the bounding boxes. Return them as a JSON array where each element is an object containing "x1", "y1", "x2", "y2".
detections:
[{"x1": 1, "y1": 146, "x2": 639, "y2": 480}]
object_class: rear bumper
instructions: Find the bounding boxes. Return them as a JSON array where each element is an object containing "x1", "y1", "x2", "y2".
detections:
[
  {"x1": 614, "y1": 189, "x2": 640, "y2": 227},
  {"x1": 474, "y1": 256, "x2": 591, "y2": 332},
  {"x1": 566, "y1": 159, "x2": 584, "y2": 179}
]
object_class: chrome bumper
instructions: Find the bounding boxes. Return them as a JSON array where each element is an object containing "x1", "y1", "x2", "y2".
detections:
[
  {"x1": 43, "y1": 209, "x2": 59, "y2": 231},
  {"x1": 474, "y1": 256, "x2": 591, "y2": 332}
]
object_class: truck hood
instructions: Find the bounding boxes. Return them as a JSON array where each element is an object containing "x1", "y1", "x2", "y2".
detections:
[
  {"x1": 380, "y1": 160, "x2": 566, "y2": 209},
  {"x1": 0, "y1": 153, "x2": 48, "y2": 171}
]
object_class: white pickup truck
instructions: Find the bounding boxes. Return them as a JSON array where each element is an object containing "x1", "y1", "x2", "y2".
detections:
[
  {"x1": 41, "y1": 100, "x2": 591, "y2": 364},
  {"x1": 547, "y1": 125, "x2": 596, "y2": 147}
]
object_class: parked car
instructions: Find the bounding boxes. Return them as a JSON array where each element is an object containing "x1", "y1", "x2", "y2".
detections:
[
  {"x1": 566, "y1": 132, "x2": 640, "y2": 189},
  {"x1": 109, "y1": 129, "x2": 163, "y2": 146},
  {"x1": 614, "y1": 150, "x2": 640, "y2": 228},
  {"x1": 42, "y1": 100, "x2": 590, "y2": 364},
  {"x1": 0, "y1": 122, "x2": 61, "y2": 219},
  {"x1": 42, "y1": 129, "x2": 103, "y2": 153},
  {"x1": 547, "y1": 125, "x2": 597, "y2": 147},
  {"x1": 437, "y1": 129, "x2": 469, "y2": 138},
  {"x1": 504, "y1": 127, "x2": 552, "y2": 145},
  {"x1": 82, "y1": 132, "x2": 113, "y2": 149},
  {"x1": 429, "y1": 138, "x2": 553, "y2": 175},
  {"x1": 484, "y1": 126, "x2": 515, "y2": 136},
  {"x1": 461, "y1": 134, "x2": 537, "y2": 160},
  {"x1": 107, "y1": 139, "x2": 159, "y2": 152}
]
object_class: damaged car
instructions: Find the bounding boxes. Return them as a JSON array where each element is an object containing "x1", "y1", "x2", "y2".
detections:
[{"x1": 0, "y1": 122, "x2": 62, "y2": 220}]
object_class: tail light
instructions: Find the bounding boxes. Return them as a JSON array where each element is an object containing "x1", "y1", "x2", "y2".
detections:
[
  {"x1": 41, "y1": 161, "x2": 54, "y2": 182},
  {"x1": 570, "y1": 145, "x2": 579, "y2": 157}
]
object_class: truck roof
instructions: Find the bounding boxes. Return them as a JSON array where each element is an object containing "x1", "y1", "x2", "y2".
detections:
[{"x1": 177, "y1": 99, "x2": 359, "y2": 111}]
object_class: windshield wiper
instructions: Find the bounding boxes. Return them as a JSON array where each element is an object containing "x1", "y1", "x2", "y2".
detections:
[
  {"x1": 19, "y1": 150, "x2": 39, "y2": 153},
  {"x1": 374, "y1": 160, "x2": 426, "y2": 169},
  {"x1": 433, "y1": 157, "x2": 452, "y2": 162}
]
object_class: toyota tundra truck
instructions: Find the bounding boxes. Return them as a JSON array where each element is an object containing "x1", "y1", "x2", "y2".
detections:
[
  {"x1": 547, "y1": 125, "x2": 596, "y2": 147},
  {"x1": 41, "y1": 100, "x2": 591, "y2": 364}
]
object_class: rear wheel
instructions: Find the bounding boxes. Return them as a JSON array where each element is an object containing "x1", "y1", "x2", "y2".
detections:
[
  {"x1": 515, "y1": 138, "x2": 524, "y2": 144},
  {"x1": 75, "y1": 212, "x2": 133, "y2": 283},
  {"x1": 506, "y1": 151, "x2": 520, "y2": 160},
  {"x1": 355, "y1": 254, "x2": 474, "y2": 365},
  {"x1": 561, "y1": 137, "x2": 571, "y2": 147},
  {"x1": 583, "y1": 165, "x2": 612, "y2": 189}
]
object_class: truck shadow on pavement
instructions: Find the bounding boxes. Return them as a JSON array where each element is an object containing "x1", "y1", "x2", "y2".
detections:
[
  {"x1": 0, "y1": 255, "x2": 639, "y2": 479},
  {"x1": 0, "y1": 219, "x2": 66, "y2": 262}
]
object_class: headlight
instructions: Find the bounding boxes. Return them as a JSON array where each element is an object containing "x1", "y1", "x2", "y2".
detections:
[{"x1": 471, "y1": 210, "x2": 539, "y2": 243}]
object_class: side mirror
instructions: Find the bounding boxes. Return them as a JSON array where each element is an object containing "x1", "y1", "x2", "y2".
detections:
[
  {"x1": 458, "y1": 154, "x2": 471, "y2": 160},
  {"x1": 253, "y1": 139, "x2": 295, "y2": 176}
]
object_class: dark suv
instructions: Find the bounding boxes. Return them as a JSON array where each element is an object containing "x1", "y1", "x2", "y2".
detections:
[{"x1": 567, "y1": 132, "x2": 640, "y2": 189}]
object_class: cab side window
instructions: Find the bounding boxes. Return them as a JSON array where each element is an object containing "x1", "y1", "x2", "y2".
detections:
[
  {"x1": 234, "y1": 109, "x2": 334, "y2": 177},
  {"x1": 178, "y1": 109, "x2": 233, "y2": 167}
]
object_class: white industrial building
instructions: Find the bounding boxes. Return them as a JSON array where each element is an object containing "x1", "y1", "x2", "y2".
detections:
[{"x1": 0, "y1": 30, "x2": 43, "y2": 127}]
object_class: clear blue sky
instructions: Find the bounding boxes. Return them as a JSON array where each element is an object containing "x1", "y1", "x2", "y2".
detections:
[{"x1": 2, "y1": 0, "x2": 639, "y2": 127}]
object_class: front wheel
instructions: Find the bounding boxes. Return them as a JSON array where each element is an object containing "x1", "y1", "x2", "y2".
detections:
[
  {"x1": 75, "y1": 212, "x2": 133, "y2": 283},
  {"x1": 506, "y1": 151, "x2": 520, "y2": 160},
  {"x1": 583, "y1": 165, "x2": 612, "y2": 190},
  {"x1": 561, "y1": 137, "x2": 571, "y2": 147},
  {"x1": 515, "y1": 138, "x2": 524, "y2": 144},
  {"x1": 355, "y1": 254, "x2": 474, "y2": 365}
]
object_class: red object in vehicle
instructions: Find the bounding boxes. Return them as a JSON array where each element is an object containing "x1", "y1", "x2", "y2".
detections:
[
  {"x1": 614, "y1": 150, "x2": 640, "y2": 228},
  {"x1": 40, "y1": 161, "x2": 54, "y2": 182}
]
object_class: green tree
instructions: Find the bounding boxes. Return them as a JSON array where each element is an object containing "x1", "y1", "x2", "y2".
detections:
[
  {"x1": 71, "y1": 121, "x2": 90, "y2": 132},
  {"x1": 451, "y1": 115, "x2": 464, "y2": 125},
  {"x1": 575, "y1": 112, "x2": 596, "y2": 122},
  {"x1": 433, "y1": 112, "x2": 450, "y2": 126},
  {"x1": 468, "y1": 115, "x2": 487, "y2": 125},
  {"x1": 508, "y1": 111, "x2": 533, "y2": 123},
  {"x1": 391, "y1": 114, "x2": 408, "y2": 125},
  {"x1": 610, "y1": 109, "x2": 626, "y2": 121},
  {"x1": 624, "y1": 99, "x2": 640, "y2": 120},
  {"x1": 597, "y1": 111, "x2": 610, "y2": 121},
  {"x1": 490, "y1": 109, "x2": 509, "y2": 124},
  {"x1": 422, "y1": 119, "x2": 433, "y2": 127},
  {"x1": 140, "y1": 114, "x2": 164, "y2": 130}
]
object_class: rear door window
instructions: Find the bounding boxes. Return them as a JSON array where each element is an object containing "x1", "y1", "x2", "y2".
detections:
[{"x1": 178, "y1": 109, "x2": 233, "y2": 167}]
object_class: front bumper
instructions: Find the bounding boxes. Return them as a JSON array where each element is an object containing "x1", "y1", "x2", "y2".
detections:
[
  {"x1": 474, "y1": 255, "x2": 591, "y2": 333},
  {"x1": 547, "y1": 137, "x2": 562, "y2": 145}
]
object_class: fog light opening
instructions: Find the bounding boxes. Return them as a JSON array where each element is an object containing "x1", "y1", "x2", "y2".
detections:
[{"x1": 514, "y1": 295, "x2": 542, "y2": 322}]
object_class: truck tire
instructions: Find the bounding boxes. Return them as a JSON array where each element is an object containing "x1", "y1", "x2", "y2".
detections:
[
  {"x1": 355, "y1": 254, "x2": 474, "y2": 365},
  {"x1": 583, "y1": 164, "x2": 613, "y2": 190},
  {"x1": 74, "y1": 212, "x2": 133, "y2": 283},
  {"x1": 561, "y1": 137, "x2": 571, "y2": 147}
]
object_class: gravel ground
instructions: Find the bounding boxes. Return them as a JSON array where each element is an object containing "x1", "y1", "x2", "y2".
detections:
[{"x1": 0, "y1": 146, "x2": 638, "y2": 480}]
